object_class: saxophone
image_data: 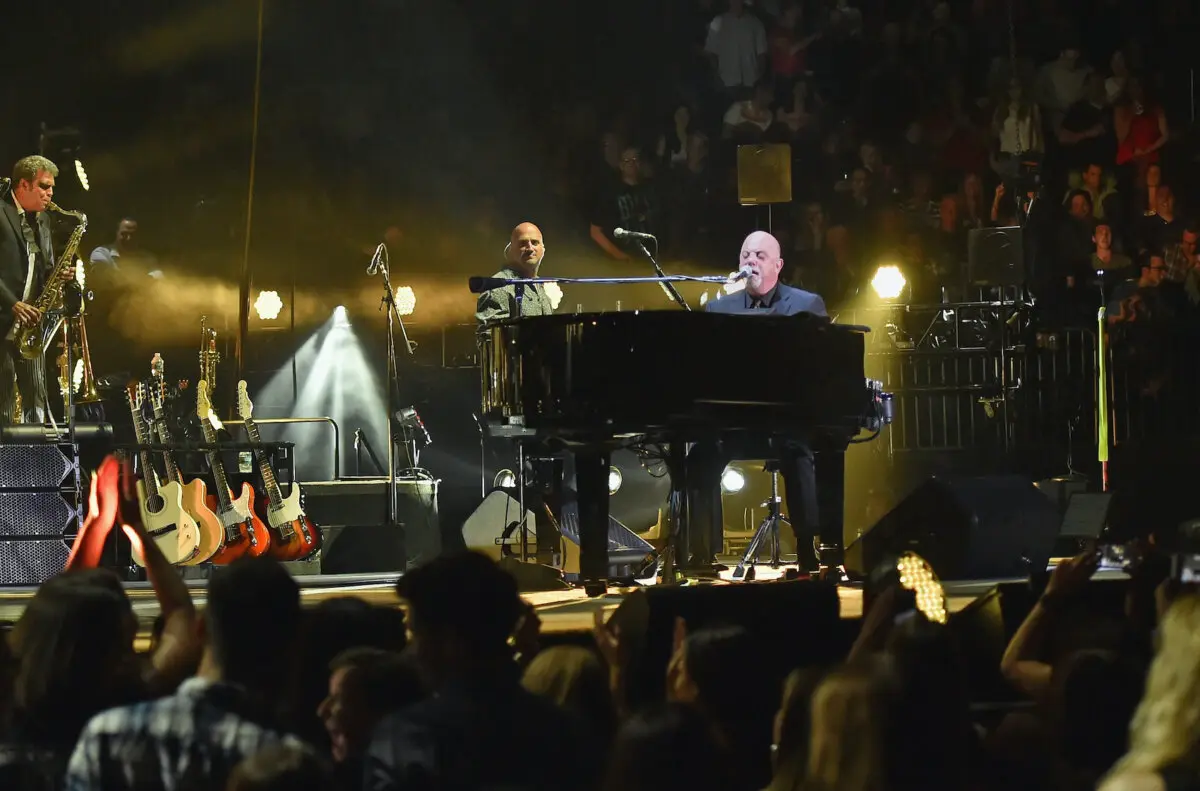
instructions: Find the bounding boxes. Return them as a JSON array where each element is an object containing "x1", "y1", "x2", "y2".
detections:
[{"x1": 8, "y1": 202, "x2": 88, "y2": 360}]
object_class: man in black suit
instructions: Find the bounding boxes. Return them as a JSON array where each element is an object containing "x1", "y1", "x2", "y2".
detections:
[
  {"x1": 688, "y1": 231, "x2": 829, "y2": 571},
  {"x1": 0, "y1": 156, "x2": 58, "y2": 424}
]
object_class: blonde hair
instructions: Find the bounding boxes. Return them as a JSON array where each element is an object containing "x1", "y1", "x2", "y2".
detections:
[
  {"x1": 522, "y1": 645, "x2": 616, "y2": 739},
  {"x1": 1107, "y1": 594, "x2": 1200, "y2": 777},
  {"x1": 806, "y1": 657, "x2": 898, "y2": 791}
]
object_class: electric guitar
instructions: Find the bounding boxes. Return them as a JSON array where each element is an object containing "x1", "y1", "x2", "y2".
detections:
[
  {"x1": 236, "y1": 380, "x2": 321, "y2": 561},
  {"x1": 148, "y1": 355, "x2": 222, "y2": 564},
  {"x1": 125, "y1": 382, "x2": 200, "y2": 566},
  {"x1": 196, "y1": 379, "x2": 272, "y2": 563}
]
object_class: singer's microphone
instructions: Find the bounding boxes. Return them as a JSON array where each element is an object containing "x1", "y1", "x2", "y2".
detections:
[
  {"x1": 614, "y1": 227, "x2": 657, "y2": 242},
  {"x1": 366, "y1": 243, "x2": 386, "y2": 275},
  {"x1": 730, "y1": 268, "x2": 753, "y2": 282}
]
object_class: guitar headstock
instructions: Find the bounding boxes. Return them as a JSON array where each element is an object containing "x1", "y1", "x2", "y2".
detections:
[
  {"x1": 196, "y1": 379, "x2": 224, "y2": 430},
  {"x1": 196, "y1": 379, "x2": 211, "y2": 419},
  {"x1": 148, "y1": 354, "x2": 166, "y2": 407},
  {"x1": 236, "y1": 380, "x2": 254, "y2": 420},
  {"x1": 124, "y1": 380, "x2": 144, "y2": 410}
]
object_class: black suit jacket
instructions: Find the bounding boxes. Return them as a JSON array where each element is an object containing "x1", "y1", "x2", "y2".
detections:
[
  {"x1": 0, "y1": 198, "x2": 54, "y2": 329},
  {"x1": 704, "y1": 282, "x2": 828, "y2": 317}
]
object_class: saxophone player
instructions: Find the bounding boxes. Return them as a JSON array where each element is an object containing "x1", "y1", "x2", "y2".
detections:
[{"x1": 0, "y1": 156, "x2": 57, "y2": 424}]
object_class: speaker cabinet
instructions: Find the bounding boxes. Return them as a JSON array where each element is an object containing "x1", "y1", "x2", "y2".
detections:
[
  {"x1": 737, "y1": 144, "x2": 792, "y2": 205},
  {"x1": 462, "y1": 490, "x2": 657, "y2": 580},
  {"x1": 845, "y1": 475, "x2": 1059, "y2": 580},
  {"x1": 967, "y1": 226, "x2": 1024, "y2": 286},
  {"x1": 303, "y1": 477, "x2": 440, "y2": 573},
  {"x1": 0, "y1": 442, "x2": 83, "y2": 585},
  {"x1": 608, "y1": 580, "x2": 842, "y2": 709}
]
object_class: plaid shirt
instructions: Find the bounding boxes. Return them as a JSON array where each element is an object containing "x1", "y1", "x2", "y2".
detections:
[
  {"x1": 1163, "y1": 243, "x2": 1197, "y2": 283},
  {"x1": 65, "y1": 678, "x2": 301, "y2": 791}
]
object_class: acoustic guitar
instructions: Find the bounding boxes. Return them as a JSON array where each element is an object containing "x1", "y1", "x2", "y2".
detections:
[
  {"x1": 236, "y1": 380, "x2": 321, "y2": 561},
  {"x1": 196, "y1": 379, "x2": 272, "y2": 563},
  {"x1": 125, "y1": 382, "x2": 200, "y2": 566},
  {"x1": 147, "y1": 354, "x2": 222, "y2": 564}
]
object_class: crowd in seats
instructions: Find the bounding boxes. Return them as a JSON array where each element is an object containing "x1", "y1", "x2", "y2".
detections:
[
  {"x1": 0, "y1": 452, "x2": 1196, "y2": 790},
  {"x1": 1, "y1": 540, "x2": 1196, "y2": 791}
]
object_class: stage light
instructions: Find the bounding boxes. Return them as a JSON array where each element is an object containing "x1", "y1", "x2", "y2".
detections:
[
  {"x1": 723, "y1": 275, "x2": 746, "y2": 295},
  {"x1": 494, "y1": 469, "x2": 517, "y2": 489},
  {"x1": 871, "y1": 265, "x2": 906, "y2": 300},
  {"x1": 699, "y1": 291, "x2": 709, "y2": 306},
  {"x1": 74, "y1": 160, "x2": 89, "y2": 191},
  {"x1": 544, "y1": 281, "x2": 564, "y2": 310},
  {"x1": 394, "y1": 287, "x2": 417, "y2": 316},
  {"x1": 332, "y1": 305, "x2": 350, "y2": 329},
  {"x1": 254, "y1": 290, "x2": 283, "y2": 320},
  {"x1": 608, "y1": 466, "x2": 623, "y2": 495},
  {"x1": 896, "y1": 552, "x2": 948, "y2": 625},
  {"x1": 720, "y1": 466, "x2": 745, "y2": 494}
]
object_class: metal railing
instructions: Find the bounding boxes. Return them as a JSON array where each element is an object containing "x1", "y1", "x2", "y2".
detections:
[{"x1": 221, "y1": 417, "x2": 341, "y2": 480}]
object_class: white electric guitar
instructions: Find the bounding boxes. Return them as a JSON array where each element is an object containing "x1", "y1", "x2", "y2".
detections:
[{"x1": 125, "y1": 382, "x2": 200, "y2": 566}]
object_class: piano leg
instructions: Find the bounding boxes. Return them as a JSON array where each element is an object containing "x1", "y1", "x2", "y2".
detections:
[
  {"x1": 574, "y1": 449, "x2": 611, "y2": 596},
  {"x1": 815, "y1": 448, "x2": 846, "y2": 567}
]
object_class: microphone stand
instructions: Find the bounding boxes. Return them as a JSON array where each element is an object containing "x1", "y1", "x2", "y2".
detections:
[
  {"x1": 368, "y1": 244, "x2": 414, "y2": 529},
  {"x1": 633, "y1": 240, "x2": 690, "y2": 311}
]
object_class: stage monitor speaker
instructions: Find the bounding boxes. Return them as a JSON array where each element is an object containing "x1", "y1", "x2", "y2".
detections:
[
  {"x1": 737, "y1": 144, "x2": 792, "y2": 205},
  {"x1": 845, "y1": 475, "x2": 1059, "y2": 581},
  {"x1": 608, "y1": 580, "x2": 842, "y2": 710},
  {"x1": 462, "y1": 490, "x2": 657, "y2": 580},
  {"x1": 304, "y1": 477, "x2": 440, "y2": 573},
  {"x1": 462, "y1": 489, "x2": 536, "y2": 561},
  {"x1": 967, "y1": 226, "x2": 1024, "y2": 286}
]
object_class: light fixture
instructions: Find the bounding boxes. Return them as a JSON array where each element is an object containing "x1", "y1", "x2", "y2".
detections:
[
  {"x1": 895, "y1": 552, "x2": 948, "y2": 625},
  {"x1": 871, "y1": 265, "x2": 907, "y2": 300},
  {"x1": 720, "y1": 466, "x2": 746, "y2": 494},
  {"x1": 699, "y1": 291, "x2": 709, "y2": 306},
  {"x1": 254, "y1": 290, "x2": 283, "y2": 320},
  {"x1": 494, "y1": 469, "x2": 517, "y2": 489},
  {"x1": 608, "y1": 466, "x2": 623, "y2": 495},
  {"x1": 332, "y1": 305, "x2": 350, "y2": 329},
  {"x1": 394, "y1": 287, "x2": 417, "y2": 316},
  {"x1": 74, "y1": 159, "x2": 89, "y2": 191},
  {"x1": 723, "y1": 276, "x2": 746, "y2": 295},
  {"x1": 544, "y1": 281, "x2": 564, "y2": 310}
]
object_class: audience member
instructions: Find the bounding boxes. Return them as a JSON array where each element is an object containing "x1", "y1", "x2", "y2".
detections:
[
  {"x1": 65, "y1": 557, "x2": 304, "y2": 791},
  {"x1": 364, "y1": 552, "x2": 588, "y2": 791},
  {"x1": 603, "y1": 702, "x2": 730, "y2": 791}
]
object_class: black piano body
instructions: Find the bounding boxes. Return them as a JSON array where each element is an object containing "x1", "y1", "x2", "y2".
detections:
[{"x1": 480, "y1": 311, "x2": 876, "y2": 587}]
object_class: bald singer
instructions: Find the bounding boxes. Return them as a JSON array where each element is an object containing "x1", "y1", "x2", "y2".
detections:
[
  {"x1": 475, "y1": 222, "x2": 555, "y2": 344},
  {"x1": 686, "y1": 231, "x2": 829, "y2": 572}
]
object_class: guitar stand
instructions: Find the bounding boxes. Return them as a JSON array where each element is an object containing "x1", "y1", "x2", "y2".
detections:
[{"x1": 732, "y1": 461, "x2": 787, "y2": 580}]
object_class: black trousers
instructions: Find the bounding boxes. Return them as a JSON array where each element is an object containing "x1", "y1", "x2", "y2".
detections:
[
  {"x1": 684, "y1": 436, "x2": 820, "y2": 569},
  {"x1": 0, "y1": 339, "x2": 47, "y2": 424}
]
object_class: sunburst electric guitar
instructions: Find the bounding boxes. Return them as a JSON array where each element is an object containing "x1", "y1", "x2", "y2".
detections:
[
  {"x1": 196, "y1": 379, "x2": 272, "y2": 563},
  {"x1": 236, "y1": 380, "x2": 321, "y2": 561},
  {"x1": 125, "y1": 382, "x2": 200, "y2": 566},
  {"x1": 148, "y1": 355, "x2": 222, "y2": 564}
]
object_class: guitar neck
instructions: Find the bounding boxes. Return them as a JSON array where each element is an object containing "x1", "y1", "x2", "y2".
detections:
[
  {"x1": 151, "y1": 404, "x2": 184, "y2": 484},
  {"x1": 198, "y1": 419, "x2": 235, "y2": 510},
  {"x1": 244, "y1": 418, "x2": 283, "y2": 505},
  {"x1": 128, "y1": 404, "x2": 160, "y2": 500}
]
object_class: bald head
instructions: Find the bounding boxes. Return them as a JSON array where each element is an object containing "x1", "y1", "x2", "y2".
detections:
[
  {"x1": 507, "y1": 222, "x2": 545, "y2": 275},
  {"x1": 738, "y1": 231, "x2": 784, "y2": 296}
]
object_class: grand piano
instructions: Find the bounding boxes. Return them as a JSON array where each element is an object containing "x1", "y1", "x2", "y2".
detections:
[{"x1": 480, "y1": 310, "x2": 884, "y2": 591}]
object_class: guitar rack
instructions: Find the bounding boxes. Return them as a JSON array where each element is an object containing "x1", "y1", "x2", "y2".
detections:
[{"x1": 114, "y1": 441, "x2": 297, "y2": 485}]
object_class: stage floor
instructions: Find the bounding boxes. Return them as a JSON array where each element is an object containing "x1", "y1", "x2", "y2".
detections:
[{"x1": 0, "y1": 562, "x2": 1068, "y2": 645}]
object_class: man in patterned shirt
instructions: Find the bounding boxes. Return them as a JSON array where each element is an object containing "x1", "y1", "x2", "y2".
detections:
[
  {"x1": 66, "y1": 558, "x2": 304, "y2": 791},
  {"x1": 474, "y1": 222, "x2": 556, "y2": 346}
]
